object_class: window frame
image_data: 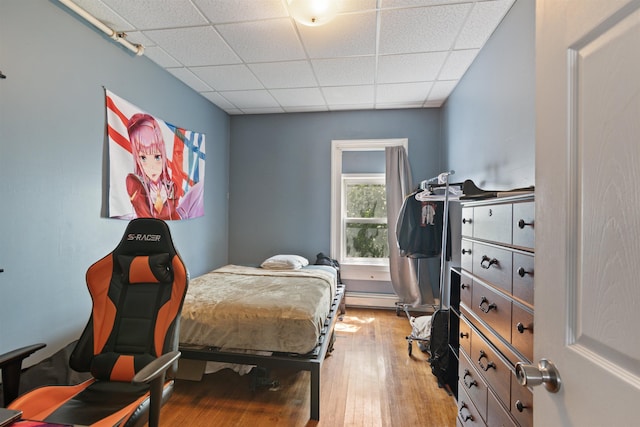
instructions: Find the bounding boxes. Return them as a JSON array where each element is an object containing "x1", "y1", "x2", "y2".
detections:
[{"x1": 330, "y1": 138, "x2": 408, "y2": 281}]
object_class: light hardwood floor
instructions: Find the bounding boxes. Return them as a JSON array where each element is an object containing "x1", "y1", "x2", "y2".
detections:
[{"x1": 161, "y1": 307, "x2": 457, "y2": 426}]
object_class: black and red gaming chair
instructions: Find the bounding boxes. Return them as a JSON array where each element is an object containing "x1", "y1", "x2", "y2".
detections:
[{"x1": 0, "y1": 218, "x2": 188, "y2": 427}]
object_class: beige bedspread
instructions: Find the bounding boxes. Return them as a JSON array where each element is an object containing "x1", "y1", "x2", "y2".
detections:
[{"x1": 179, "y1": 264, "x2": 337, "y2": 354}]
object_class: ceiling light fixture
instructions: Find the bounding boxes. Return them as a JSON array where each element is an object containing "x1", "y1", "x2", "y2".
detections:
[{"x1": 287, "y1": 0, "x2": 338, "y2": 27}]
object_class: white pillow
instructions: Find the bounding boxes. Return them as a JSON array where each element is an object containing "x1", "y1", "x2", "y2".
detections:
[{"x1": 260, "y1": 254, "x2": 309, "y2": 270}]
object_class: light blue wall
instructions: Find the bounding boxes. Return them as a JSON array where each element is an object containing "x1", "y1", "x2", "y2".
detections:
[
  {"x1": 0, "y1": 0, "x2": 535, "y2": 362},
  {"x1": 0, "y1": 0, "x2": 230, "y2": 361},
  {"x1": 228, "y1": 109, "x2": 443, "y2": 266},
  {"x1": 443, "y1": 0, "x2": 535, "y2": 190}
]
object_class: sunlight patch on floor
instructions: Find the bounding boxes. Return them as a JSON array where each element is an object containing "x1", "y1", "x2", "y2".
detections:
[{"x1": 335, "y1": 315, "x2": 375, "y2": 333}]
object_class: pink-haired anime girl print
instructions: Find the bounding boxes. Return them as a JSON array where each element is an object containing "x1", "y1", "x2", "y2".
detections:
[{"x1": 126, "y1": 113, "x2": 203, "y2": 220}]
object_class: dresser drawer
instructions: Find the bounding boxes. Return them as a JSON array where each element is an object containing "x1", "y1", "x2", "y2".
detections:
[
  {"x1": 461, "y1": 239, "x2": 474, "y2": 273},
  {"x1": 460, "y1": 271, "x2": 473, "y2": 309},
  {"x1": 458, "y1": 378, "x2": 485, "y2": 427},
  {"x1": 471, "y1": 281, "x2": 512, "y2": 341},
  {"x1": 459, "y1": 316, "x2": 472, "y2": 356},
  {"x1": 511, "y1": 303, "x2": 534, "y2": 362},
  {"x1": 512, "y1": 252, "x2": 534, "y2": 306},
  {"x1": 472, "y1": 242, "x2": 512, "y2": 294},
  {"x1": 487, "y1": 388, "x2": 517, "y2": 427},
  {"x1": 462, "y1": 207, "x2": 474, "y2": 237},
  {"x1": 459, "y1": 351, "x2": 488, "y2": 423},
  {"x1": 511, "y1": 374, "x2": 533, "y2": 427},
  {"x1": 471, "y1": 332, "x2": 511, "y2": 408},
  {"x1": 512, "y1": 201, "x2": 535, "y2": 250},
  {"x1": 473, "y1": 204, "x2": 512, "y2": 244}
]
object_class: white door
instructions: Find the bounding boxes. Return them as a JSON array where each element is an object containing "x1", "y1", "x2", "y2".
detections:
[{"x1": 535, "y1": 0, "x2": 640, "y2": 425}]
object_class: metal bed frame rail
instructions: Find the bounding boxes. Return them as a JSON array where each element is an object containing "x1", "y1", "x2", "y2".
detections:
[{"x1": 178, "y1": 284, "x2": 345, "y2": 421}]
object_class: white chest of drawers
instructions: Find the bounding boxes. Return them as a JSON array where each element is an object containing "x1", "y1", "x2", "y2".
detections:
[{"x1": 456, "y1": 194, "x2": 534, "y2": 427}]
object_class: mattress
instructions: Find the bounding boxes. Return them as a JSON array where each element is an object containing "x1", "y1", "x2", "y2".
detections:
[{"x1": 179, "y1": 264, "x2": 338, "y2": 354}]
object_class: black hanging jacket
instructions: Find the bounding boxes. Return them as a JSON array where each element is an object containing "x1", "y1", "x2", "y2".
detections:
[{"x1": 396, "y1": 191, "x2": 451, "y2": 259}]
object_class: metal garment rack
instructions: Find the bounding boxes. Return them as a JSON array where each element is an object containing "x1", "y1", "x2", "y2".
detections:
[
  {"x1": 398, "y1": 170, "x2": 458, "y2": 356},
  {"x1": 418, "y1": 170, "x2": 456, "y2": 306}
]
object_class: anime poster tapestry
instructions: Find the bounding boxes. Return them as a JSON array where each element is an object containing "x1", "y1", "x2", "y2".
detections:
[{"x1": 106, "y1": 89, "x2": 205, "y2": 220}]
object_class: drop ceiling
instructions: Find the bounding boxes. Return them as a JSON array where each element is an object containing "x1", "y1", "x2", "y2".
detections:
[{"x1": 67, "y1": 0, "x2": 516, "y2": 115}]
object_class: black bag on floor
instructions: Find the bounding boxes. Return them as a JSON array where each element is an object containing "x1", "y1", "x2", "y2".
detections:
[{"x1": 428, "y1": 308, "x2": 450, "y2": 388}]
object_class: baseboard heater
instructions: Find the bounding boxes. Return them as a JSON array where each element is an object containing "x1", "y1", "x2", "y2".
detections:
[
  {"x1": 345, "y1": 292, "x2": 398, "y2": 309},
  {"x1": 344, "y1": 292, "x2": 436, "y2": 312}
]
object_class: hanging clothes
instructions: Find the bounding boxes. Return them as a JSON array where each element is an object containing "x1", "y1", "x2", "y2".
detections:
[{"x1": 396, "y1": 190, "x2": 451, "y2": 260}]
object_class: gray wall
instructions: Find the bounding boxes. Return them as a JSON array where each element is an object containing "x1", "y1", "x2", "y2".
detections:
[
  {"x1": 443, "y1": 0, "x2": 535, "y2": 190},
  {"x1": 0, "y1": 0, "x2": 230, "y2": 361},
  {"x1": 228, "y1": 109, "x2": 443, "y2": 266}
]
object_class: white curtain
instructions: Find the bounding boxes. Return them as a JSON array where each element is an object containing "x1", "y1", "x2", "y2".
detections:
[{"x1": 385, "y1": 146, "x2": 421, "y2": 306}]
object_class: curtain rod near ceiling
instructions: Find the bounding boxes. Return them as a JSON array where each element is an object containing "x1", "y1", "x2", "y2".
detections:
[{"x1": 57, "y1": 0, "x2": 144, "y2": 56}]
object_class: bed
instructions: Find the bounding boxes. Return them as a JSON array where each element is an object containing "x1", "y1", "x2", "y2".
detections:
[{"x1": 177, "y1": 262, "x2": 345, "y2": 421}]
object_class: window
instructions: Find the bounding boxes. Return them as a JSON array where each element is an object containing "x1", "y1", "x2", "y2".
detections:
[
  {"x1": 331, "y1": 139, "x2": 407, "y2": 281},
  {"x1": 342, "y1": 174, "x2": 388, "y2": 264}
]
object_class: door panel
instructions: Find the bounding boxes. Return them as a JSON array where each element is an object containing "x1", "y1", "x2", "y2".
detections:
[{"x1": 535, "y1": 0, "x2": 640, "y2": 425}]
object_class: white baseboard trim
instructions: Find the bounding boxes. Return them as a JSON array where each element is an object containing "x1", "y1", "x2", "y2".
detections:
[
  {"x1": 344, "y1": 292, "x2": 439, "y2": 312},
  {"x1": 345, "y1": 292, "x2": 398, "y2": 309}
]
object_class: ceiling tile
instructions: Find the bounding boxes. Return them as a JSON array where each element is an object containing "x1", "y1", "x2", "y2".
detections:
[
  {"x1": 439, "y1": 49, "x2": 479, "y2": 80},
  {"x1": 270, "y1": 87, "x2": 327, "y2": 108},
  {"x1": 194, "y1": 0, "x2": 289, "y2": 23},
  {"x1": 72, "y1": 0, "x2": 135, "y2": 30},
  {"x1": 217, "y1": 19, "x2": 306, "y2": 62},
  {"x1": 283, "y1": 105, "x2": 330, "y2": 113},
  {"x1": 144, "y1": 26, "x2": 241, "y2": 66},
  {"x1": 241, "y1": 106, "x2": 286, "y2": 114},
  {"x1": 322, "y1": 85, "x2": 375, "y2": 105},
  {"x1": 201, "y1": 92, "x2": 237, "y2": 110},
  {"x1": 381, "y1": 0, "x2": 469, "y2": 7},
  {"x1": 297, "y1": 11, "x2": 377, "y2": 58},
  {"x1": 248, "y1": 61, "x2": 318, "y2": 88},
  {"x1": 312, "y1": 57, "x2": 376, "y2": 86},
  {"x1": 220, "y1": 90, "x2": 281, "y2": 109},
  {"x1": 144, "y1": 46, "x2": 183, "y2": 68},
  {"x1": 377, "y1": 52, "x2": 448, "y2": 83},
  {"x1": 428, "y1": 80, "x2": 457, "y2": 102},
  {"x1": 58, "y1": 0, "x2": 515, "y2": 114},
  {"x1": 191, "y1": 65, "x2": 264, "y2": 91},
  {"x1": 166, "y1": 67, "x2": 213, "y2": 92},
  {"x1": 379, "y1": 3, "x2": 472, "y2": 54},
  {"x1": 120, "y1": 30, "x2": 156, "y2": 48},
  {"x1": 99, "y1": 0, "x2": 208, "y2": 29},
  {"x1": 455, "y1": 0, "x2": 514, "y2": 49},
  {"x1": 376, "y1": 82, "x2": 432, "y2": 104}
]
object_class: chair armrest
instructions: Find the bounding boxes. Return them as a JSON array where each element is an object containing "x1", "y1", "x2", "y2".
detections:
[
  {"x1": 0, "y1": 343, "x2": 46, "y2": 406},
  {"x1": 131, "y1": 350, "x2": 180, "y2": 385},
  {"x1": 131, "y1": 351, "x2": 180, "y2": 427}
]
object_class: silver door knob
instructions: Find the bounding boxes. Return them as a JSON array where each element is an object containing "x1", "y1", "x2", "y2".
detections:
[{"x1": 515, "y1": 358, "x2": 561, "y2": 393}]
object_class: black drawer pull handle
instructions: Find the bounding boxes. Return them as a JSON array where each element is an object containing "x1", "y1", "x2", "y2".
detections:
[
  {"x1": 516, "y1": 322, "x2": 532, "y2": 334},
  {"x1": 463, "y1": 369, "x2": 477, "y2": 388},
  {"x1": 459, "y1": 402, "x2": 474, "y2": 422},
  {"x1": 479, "y1": 296, "x2": 497, "y2": 313},
  {"x1": 478, "y1": 350, "x2": 496, "y2": 371},
  {"x1": 462, "y1": 218, "x2": 472, "y2": 225},
  {"x1": 462, "y1": 248, "x2": 471, "y2": 255},
  {"x1": 480, "y1": 255, "x2": 498, "y2": 269},
  {"x1": 517, "y1": 267, "x2": 534, "y2": 277},
  {"x1": 460, "y1": 332, "x2": 469, "y2": 339},
  {"x1": 461, "y1": 283, "x2": 469, "y2": 290},
  {"x1": 515, "y1": 400, "x2": 528, "y2": 412},
  {"x1": 518, "y1": 219, "x2": 534, "y2": 229}
]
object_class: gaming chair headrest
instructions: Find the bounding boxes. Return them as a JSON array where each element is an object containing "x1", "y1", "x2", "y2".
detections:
[{"x1": 112, "y1": 218, "x2": 178, "y2": 257}]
